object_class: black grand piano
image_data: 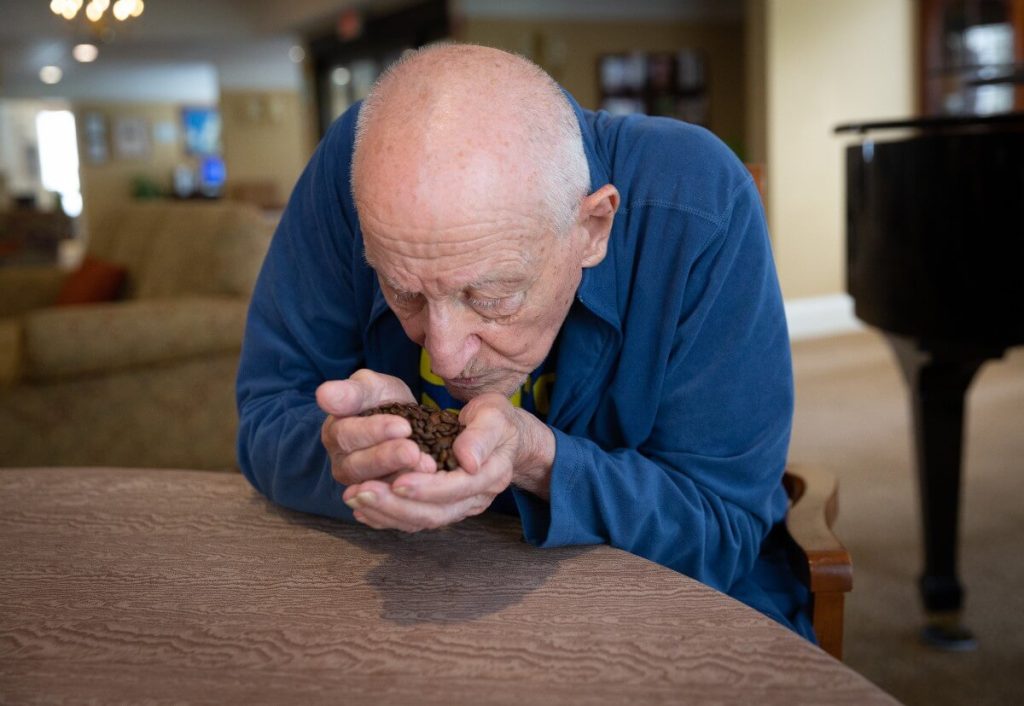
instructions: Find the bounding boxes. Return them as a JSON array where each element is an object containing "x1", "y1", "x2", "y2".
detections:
[{"x1": 835, "y1": 112, "x2": 1024, "y2": 648}]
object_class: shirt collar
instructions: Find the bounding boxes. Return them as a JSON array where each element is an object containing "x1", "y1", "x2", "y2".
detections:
[
  {"x1": 369, "y1": 278, "x2": 390, "y2": 327},
  {"x1": 564, "y1": 91, "x2": 621, "y2": 333}
]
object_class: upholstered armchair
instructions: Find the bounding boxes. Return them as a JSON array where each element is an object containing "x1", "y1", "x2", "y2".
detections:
[{"x1": 0, "y1": 201, "x2": 274, "y2": 470}]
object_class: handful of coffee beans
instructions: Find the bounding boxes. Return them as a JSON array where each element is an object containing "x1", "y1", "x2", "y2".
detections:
[{"x1": 359, "y1": 402, "x2": 464, "y2": 471}]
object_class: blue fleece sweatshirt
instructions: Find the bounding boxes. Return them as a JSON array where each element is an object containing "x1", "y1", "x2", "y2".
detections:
[{"x1": 236, "y1": 95, "x2": 814, "y2": 640}]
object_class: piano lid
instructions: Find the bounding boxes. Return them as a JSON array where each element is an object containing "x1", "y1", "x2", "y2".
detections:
[
  {"x1": 835, "y1": 111, "x2": 1024, "y2": 135},
  {"x1": 840, "y1": 110, "x2": 1024, "y2": 347}
]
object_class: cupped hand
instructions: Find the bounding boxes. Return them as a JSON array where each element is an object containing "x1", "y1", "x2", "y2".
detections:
[{"x1": 317, "y1": 369, "x2": 437, "y2": 488}]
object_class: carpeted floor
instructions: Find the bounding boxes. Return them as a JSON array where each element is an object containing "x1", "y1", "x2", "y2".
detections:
[{"x1": 789, "y1": 330, "x2": 1024, "y2": 706}]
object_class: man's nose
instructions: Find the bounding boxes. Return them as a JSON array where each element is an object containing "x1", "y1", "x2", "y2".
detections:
[{"x1": 423, "y1": 302, "x2": 479, "y2": 379}]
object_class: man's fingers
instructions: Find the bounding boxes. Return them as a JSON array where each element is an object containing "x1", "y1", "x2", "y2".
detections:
[
  {"x1": 455, "y1": 396, "x2": 512, "y2": 473},
  {"x1": 347, "y1": 481, "x2": 492, "y2": 532},
  {"x1": 391, "y1": 468, "x2": 495, "y2": 505},
  {"x1": 326, "y1": 414, "x2": 411, "y2": 455},
  {"x1": 316, "y1": 369, "x2": 415, "y2": 417},
  {"x1": 343, "y1": 480, "x2": 421, "y2": 532},
  {"x1": 352, "y1": 510, "x2": 389, "y2": 531},
  {"x1": 333, "y1": 438, "x2": 423, "y2": 484}
]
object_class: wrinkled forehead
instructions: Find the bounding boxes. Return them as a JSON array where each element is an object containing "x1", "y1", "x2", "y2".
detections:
[{"x1": 355, "y1": 152, "x2": 555, "y2": 272}]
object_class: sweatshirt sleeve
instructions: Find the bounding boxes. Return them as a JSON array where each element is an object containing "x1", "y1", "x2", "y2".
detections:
[
  {"x1": 512, "y1": 176, "x2": 794, "y2": 594},
  {"x1": 235, "y1": 109, "x2": 364, "y2": 521}
]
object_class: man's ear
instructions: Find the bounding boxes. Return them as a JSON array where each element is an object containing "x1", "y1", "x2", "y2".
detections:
[{"x1": 578, "y1": 184, "x2": 619, "y2": 268}]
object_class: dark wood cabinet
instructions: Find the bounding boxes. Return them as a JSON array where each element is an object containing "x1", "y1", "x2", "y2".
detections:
[
  {"x1": 918, "y1": 0, "x2": 1024, "y2": 115},
  {"x1": 596, "y1": 50, "x2": 709, "y2": 124},
  {"x1": 307, "y1": 0, "x2": 449, "y2": 137}
]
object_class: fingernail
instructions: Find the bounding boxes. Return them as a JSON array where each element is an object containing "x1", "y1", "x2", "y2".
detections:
[
  {"x1": 393, "y1": 485, "x2": 411, "y2": 498},
  {"x1": 356, "y1": 491, "x2": 377, "y2": 506},
  {"x1": 344, "y1": 495, "x2": 361, "y2": 509},
  {"x1": 386, "y1": 421, "x2": 408, "y2": 437},
  {"x1": 332, "y1": 383, "x2": 348, "y2": 402}
]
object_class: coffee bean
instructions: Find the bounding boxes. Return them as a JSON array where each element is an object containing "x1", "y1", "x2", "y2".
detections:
[{"x1": 359, "y1": 402, "x2": 464, "y2": 471}]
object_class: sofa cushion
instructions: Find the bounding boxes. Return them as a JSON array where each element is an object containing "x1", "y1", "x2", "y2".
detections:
[
  {"x1": 0, "y1": 352, "x2": 243, "y2": 469},
  {"x1": 135, "y1": 204, "x2": 236, "y2": 299},
  {"x1": 88, "y1": 202, "x2": 273, "y2": 301},
  {"x1": 87, "y1": 205, "x2": 170, "y2": 297},
  {"x1": 21, "y1": 296, "x2": 249, "y2": 380},
  {"x1": 54, "y1": 256, "x2": 127, "y2": 306}
]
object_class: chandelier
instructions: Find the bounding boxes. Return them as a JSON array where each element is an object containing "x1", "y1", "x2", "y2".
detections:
[{"x1": 50, "y1": 0, "x2": 145, "y2": 22}]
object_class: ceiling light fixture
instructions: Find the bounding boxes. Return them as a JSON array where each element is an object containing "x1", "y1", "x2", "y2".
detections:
[
  {"x1": 72, "y1": 43, "x2": 99, "y2": 62},
  {"x1": 51, "y1": 0, "x2": 145, "y2": 24},
  {"x1": 40, "y1": 65, "x2": 64, "y2": 84}
]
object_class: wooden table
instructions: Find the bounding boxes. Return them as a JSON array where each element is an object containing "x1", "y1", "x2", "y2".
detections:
[{"x1": 0, "y1": 468, "x2": 898, "y2": 705}]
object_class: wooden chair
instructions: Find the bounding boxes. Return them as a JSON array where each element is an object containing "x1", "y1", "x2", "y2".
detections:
[{"x1": 783, "y1": 465, "x2": 853, "y2": 661}]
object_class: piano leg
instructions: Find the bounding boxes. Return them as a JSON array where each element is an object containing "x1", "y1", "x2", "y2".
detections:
[{"x1": 886, "y1": 335, "x2": 1003, "y2": 651}]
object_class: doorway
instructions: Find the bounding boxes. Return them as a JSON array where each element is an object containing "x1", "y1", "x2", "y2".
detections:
[{"x1": 0, "y1": 99, "x2": 82, "y2": 267}]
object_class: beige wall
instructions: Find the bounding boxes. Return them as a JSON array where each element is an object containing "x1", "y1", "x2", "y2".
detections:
[
  {"x1": 74, "y1": 91, "x2": 312, "y2": 236},
  {"x1": 220, "y1": 90, "x2": 314, "y2": 209},
  {"x1": 457, "y1": 18, "x2": 748, "y2": 153},
  {"x1": 765, "y1": 0, "x2": 914, "y2": 299}
]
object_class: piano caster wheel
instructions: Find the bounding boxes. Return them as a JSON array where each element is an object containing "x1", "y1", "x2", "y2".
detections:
[{"x1": 920, "y1": 613, "x2": 978, "y2": 652}]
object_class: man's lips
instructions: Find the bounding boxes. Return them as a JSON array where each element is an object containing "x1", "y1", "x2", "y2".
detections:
[
  {"x1": 446, "y1": 373, "x2": 507, "y2": 391},
  {"x1": 446, "y1": 372, "x2": 524, "y2": 397}
]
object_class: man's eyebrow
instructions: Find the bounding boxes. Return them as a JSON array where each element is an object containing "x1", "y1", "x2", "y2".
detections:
[
  {"x1": 362, "y1": 247, "x2": 378, "y2": 270},
  {"x1": 362, "y1": 250, "x2": 407, "y2": 292},
  {"x1": 468, "y1": 275, "x2": 529, "y2": 290},
  {"x1": 364, "y1": 247, "x2": 530, "y2": 292},
  {"x1": 379, "y1": 272, "x2": 411, "y2": 293}
]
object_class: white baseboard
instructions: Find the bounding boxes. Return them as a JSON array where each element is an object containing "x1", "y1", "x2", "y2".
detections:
[{"x1": 784, "y1": 294, "x2": 864, "y2": 340}]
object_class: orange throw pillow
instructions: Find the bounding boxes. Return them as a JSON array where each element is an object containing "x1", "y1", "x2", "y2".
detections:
[{"x1": 54, "y1": 256, "x2": 127, "y2": 306}]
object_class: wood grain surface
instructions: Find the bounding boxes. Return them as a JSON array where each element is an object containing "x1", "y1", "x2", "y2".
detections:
[{"x1": 0, "y1": 468, "x2": 899, "y2": 705}]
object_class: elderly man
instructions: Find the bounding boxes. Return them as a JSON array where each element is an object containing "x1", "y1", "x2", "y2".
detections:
[{"x1": 237, "y1": 44, "x2": 812, "y2": 640}]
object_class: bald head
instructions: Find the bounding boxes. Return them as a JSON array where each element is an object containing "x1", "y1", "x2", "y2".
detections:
[{"x1": 351, "y1": 43, "x2": 590, "y2": 235}]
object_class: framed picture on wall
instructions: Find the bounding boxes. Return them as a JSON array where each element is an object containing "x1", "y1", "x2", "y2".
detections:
[
  {"x1": 113, "y1": 116, "x2": 150, "y2": 160},
  {"x1": 181, "y1": 107, "x2": 222, "y2": 155},
  {"x1": 82, "y1": 112, "x2": 109, "y2": 164}
]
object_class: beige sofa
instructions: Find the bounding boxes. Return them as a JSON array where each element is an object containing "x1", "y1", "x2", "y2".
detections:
[{"x1": 0, "y1": 201, "x2": 274, "y2": 470}]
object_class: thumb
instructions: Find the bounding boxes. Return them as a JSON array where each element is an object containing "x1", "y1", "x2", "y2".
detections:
[
  {"x1": 455, "y1": 394, "x2": 512, "y2": 473},
  {"x1": 317, "y1": 370, "x2": 415, "y2": 417},
  {"x1": 316, "y1": 380, "x2": 365, "y2": 417}
]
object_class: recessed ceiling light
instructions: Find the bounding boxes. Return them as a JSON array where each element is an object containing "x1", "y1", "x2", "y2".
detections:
[
  {"x1": 73, "y1": 43, "x2": 99, "y2": 62},
  {"x1": 40, "y1": 65, "x2": 63, "y2": 84},
  {"x1": 289, "y1": 45, "x2": 305, "y2": 63}
]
